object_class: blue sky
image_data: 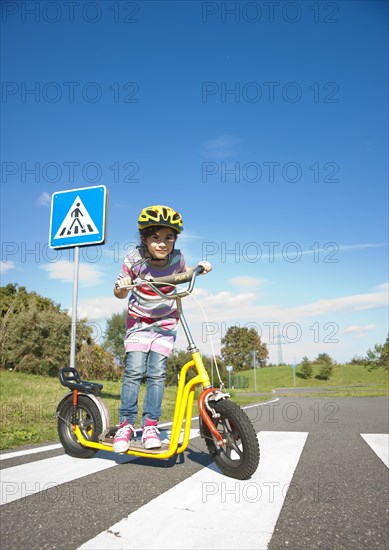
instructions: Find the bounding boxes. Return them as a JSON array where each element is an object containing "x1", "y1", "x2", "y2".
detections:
[{"x1": 1, "y1": 0, "x2": 388, "y2": 365}]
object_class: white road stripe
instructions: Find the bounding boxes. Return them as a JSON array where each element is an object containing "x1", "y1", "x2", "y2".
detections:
[
  {"x1": 0, "y1": 429, "x2": 199, "y2": 506},
  {"x1": 361, "y1": 434, "x2": 389, "y2": 468},
  {"x1": 1, "y1": 452, "x2": 132, "y2": 506},
  {"x1": 79, "y1": 431, "x2": 308, "y2": 550},
  {"x1": 0, "y1": 443, "x2": 63, "y2": 461}
]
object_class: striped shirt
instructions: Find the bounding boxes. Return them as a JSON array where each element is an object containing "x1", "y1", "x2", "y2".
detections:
[{"x1": 115, "y1": 246, "x2": 186, "y2": 356}]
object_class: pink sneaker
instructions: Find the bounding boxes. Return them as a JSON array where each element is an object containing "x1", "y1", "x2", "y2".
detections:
[
  {"x1": 142, "y1": 419, "x2": 161, "y2": 450},
  {"x1": 113, "y1": 420, "x2": 135, "y2": 453}
]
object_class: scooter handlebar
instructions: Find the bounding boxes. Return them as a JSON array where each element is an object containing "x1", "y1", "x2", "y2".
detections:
[
  {"x1": 148, "y1": 265, "x2": 204, "y2": 286},
  {"x1": 139, "y1": 265, "x2": 205, "y2": 299}
]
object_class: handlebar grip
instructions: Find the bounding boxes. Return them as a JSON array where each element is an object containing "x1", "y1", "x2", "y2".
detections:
[{"x1": 149, "y1": 266, "x2": 204, "y2": 285}]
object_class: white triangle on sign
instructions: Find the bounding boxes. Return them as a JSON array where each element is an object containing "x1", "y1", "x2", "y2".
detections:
[{"x1": 54, "y1": 196, "x2": 99, "y2": 239}]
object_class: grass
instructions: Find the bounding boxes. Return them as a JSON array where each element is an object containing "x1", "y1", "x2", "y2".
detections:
[
  {"x1": 231, "y1": 363, "x2": 388, "y2": 395},
  {"x1": 0, "y1": 363, "x2": 387, "y2": 450}
]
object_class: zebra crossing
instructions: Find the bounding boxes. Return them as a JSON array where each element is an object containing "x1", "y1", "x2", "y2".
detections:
[
  {"x1": 79, "y1": 431, "x2": 308, "y2": 550},
  {"x1": 1, "y1": 429, "x2": 387, "y2": 549}
]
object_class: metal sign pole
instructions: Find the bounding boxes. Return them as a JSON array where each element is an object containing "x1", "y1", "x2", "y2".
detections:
[
  {"x1": 253, "y1": 350, "x2": 257, "y2": 392},
  {"x1": 70, "y1": 246, "x2": 80, "y2": 369},
  {"x1": 292, "y1": 358, "x2": 296, "y2": 387},
  {"x1": 49, "y1": 186, "x2": 107, "y2": 371}
]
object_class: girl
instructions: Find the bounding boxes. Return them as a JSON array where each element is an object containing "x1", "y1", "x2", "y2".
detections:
[{"x1": 113, "y1": 205, "x2": 211, "y2": 451}]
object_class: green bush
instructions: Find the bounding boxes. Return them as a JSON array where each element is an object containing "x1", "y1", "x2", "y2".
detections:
[
  {"x1": 317, "y1": 363, "x2": 334, "y2": 380},
  {"x1": 299, "y1": 356, "x2": 313, "y2": 379}
]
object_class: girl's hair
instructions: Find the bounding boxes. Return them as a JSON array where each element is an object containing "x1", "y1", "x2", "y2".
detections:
[{"x1": 139, "y1": 225, "x2": 179, "y2": 241}]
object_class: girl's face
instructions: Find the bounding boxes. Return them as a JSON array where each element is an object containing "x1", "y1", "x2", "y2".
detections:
[{"x1": 142, "y1": 227, "x2": 177, "y2": 263}]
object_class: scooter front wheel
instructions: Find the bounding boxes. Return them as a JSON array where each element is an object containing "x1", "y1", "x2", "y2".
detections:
[
  {"x1": 57, "y1": 394, "x2": 103, "y2": 458},
  {"x1": 202, "y1": 399, "x2": 260, "y2": 480}
]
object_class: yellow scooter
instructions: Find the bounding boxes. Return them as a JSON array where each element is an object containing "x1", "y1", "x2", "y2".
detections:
[{"x1": 57, "y1": 267, "x2": 260, "y2": 479}]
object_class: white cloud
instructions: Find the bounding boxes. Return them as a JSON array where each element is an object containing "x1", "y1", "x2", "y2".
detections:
[
  {"x1": 203, "y1": 135, "x2": 239, "y2": 159},
  {"x1": 292, "y1": 283, "x2": 388, "y2": 318},
  {"x1": 338, "y1": 243, "x2": 387, "y2": 252},
  {"x1": 344, "y1": 324, "x2": 376, "y2": 338},
  {"x1": 179, "y1": 283, "x2": 389, "y2": 330},
  {"x1": 78, "y1": 282, "x2": 388, "y2": 325},
  {"x1": 36, "y1": 192, "x2": 51, "y2": 207},
  {"x1": 178, "y1": 231, "x2": 202, "y2": 243},
  {"x1": 69, "y1": 282, "x2": 387, "y2": 364},
  {"x1": 0, "y1": 261, "x2": 15, "y2": 274},
  {"x1": 229, "y1": 276, "x2": 267, "y2": 288},
  {"x1": 41, "y1": 261, "x2": 104, "y2": 286},
  {"x1": 77, "y1": 296, "x2": 126, "y2": 321}
]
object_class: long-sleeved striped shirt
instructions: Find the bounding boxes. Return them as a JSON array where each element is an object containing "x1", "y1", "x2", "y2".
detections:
[{"x1": 115, "y1": 246, "x2": 186, "y2": 356}]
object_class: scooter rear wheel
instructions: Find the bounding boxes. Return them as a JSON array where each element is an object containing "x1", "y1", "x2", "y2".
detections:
[
  {"x1": 57, "y1": 394, "x2": 103, "y2": 458},
  {"x1": 202, "y1": 399, "x2": 260, "y2": 480}
]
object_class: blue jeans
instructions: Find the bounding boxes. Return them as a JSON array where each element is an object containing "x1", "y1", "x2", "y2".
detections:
[{"x1": 119, "y1": 351, "x2": 167, "y2": 427}]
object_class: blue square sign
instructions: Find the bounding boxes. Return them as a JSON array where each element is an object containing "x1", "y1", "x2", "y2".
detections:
[{"x1": 49, "y1": 185, "x2": 107, "y2": 249}]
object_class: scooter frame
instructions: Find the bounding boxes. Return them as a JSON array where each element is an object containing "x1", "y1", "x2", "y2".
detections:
[{"x1": 57, "y1": 267, "x2": 260, "y2": 478}]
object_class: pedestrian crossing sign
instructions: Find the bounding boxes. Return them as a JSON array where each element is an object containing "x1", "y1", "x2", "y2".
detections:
[{"x1": 49, "y1": 185, "x2": 107, "y2": 249}]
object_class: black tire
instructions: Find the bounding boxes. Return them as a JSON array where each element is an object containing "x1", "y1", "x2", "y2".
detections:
[
  {"x1": 57, "y1": 394, "x2": 103, "y2": 458},
  {"x1": 202, "y1": 399, "x2": 260, "y2": 480}
]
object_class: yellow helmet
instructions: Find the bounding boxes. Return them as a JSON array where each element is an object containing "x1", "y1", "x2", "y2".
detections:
[{"x1": 138, "y1": 205, "x2": 184, "y2": 233}]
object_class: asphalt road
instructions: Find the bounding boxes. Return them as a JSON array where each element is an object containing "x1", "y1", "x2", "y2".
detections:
[{"x1": 1, "y1": 397, "x2": 388, "y2": 549}]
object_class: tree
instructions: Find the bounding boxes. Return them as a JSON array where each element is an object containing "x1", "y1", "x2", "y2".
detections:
[
  {"x1": 0, "y1": 283, "x2": 61, "y2": 317},
  {"x1": 317, "y1": 363, "x2": 334, "y2": 380},
  {"x1": 165, "y1": 350, "x2": 226, "y2": 387},
  {"x1": 103, "y1": 310, "x2": 127, "y2": 366},
  {"x1": 314, "y1": 352, "x2": 334, "y2": 380},
  {"x1": 166, "y1": 349, "x2": 192, "y2": 385},
  {"x1": 77, "y1": 343, "x2": 118, "y2": 381},
  {"x1": 0, "y1": 285, "x2": 130, "y2": 378},
  {"x1": 314, "y1": 353, "x2": 334, "y2": 365},
  {"x1": 364, "y1": 335, "x2": 389, "y2": 371},
  {"x1": 380, "y1": 335, "x2": 389, "y2": 369},
  {"x1": 220, "y1": 326, "x2": 268, "y2": 372},
  {"x1": 350, "y1": 355, "x2": 368, "y2": 365},
  {"x1": 299, "y1": 356, "x2": 313, "y2": 379},
  {"x1": 1, "y1": 287, "x2": 92, "y2": 375}
]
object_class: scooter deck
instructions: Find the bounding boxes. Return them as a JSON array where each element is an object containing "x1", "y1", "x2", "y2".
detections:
[{"x1": 99, "y1": 427, "x2": 171, "y2": 454}]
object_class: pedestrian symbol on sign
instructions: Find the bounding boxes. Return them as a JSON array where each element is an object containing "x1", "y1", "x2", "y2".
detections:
[
  {"x1": 54, "y1": 196, "x2": 99, "y2": 239},
  {"x1": 69, "y1": 202, "x2": 84, "y2": 234}
]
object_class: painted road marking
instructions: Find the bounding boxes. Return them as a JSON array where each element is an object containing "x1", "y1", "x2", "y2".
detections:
[
  {"x1": 0, "y1": 429, "x2": 199, "y2": 506},
  {"x1": 0, "y1": 443, "x2": 63, "y2": 461},
  {"x1": 1, "y1": 452, "x2": 132, "y2": 506},
  {"x1": 361, "y1": 434, "x2": 389, "y2": 468},
  {"x1": 79, "y1": 431, "x2": 308, "y2": 550}
]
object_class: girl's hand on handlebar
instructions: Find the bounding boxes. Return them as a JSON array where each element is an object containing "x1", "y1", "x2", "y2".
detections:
[
  {"x1": 115, "y1": 276, "x2": 133, "y2": 290},
  {"x1": 198, "y1": 261, "x2": 212, "y2": 274}
]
